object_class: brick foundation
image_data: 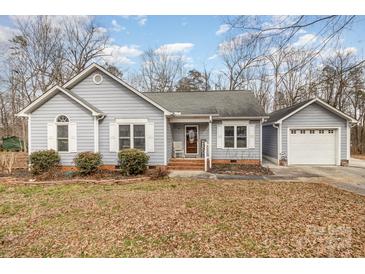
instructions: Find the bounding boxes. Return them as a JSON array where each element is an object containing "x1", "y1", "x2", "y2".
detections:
[
  {"x1": 279, "y1": 160, "x2": 288, "y2": 166},
  {"x1": 212, "y1": 159, "x2": 261, "y2": 165},
  {"x1": 61, "y1": 164, "x2": 166, "y2": 171},
  {"x1": 340, "y1": 160, "x2": 349, "y2": 167}
]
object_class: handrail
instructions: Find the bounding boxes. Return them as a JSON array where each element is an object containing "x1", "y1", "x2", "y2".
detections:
[{"x1": 204, "y1": 141, "x2": 208, "y2": 171}]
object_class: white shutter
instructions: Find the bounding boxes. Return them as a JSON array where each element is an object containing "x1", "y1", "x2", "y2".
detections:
[
  {"x1": 69, "y1": 122, "x2": 77, "y2": 152},
  {"x1": 217, "y1": 123, "x2": 223, "y2": 148},
  {"x1": 47, "y1": 123, "x2": 57, "y2": 150},
  {"x1": 109, "y1": 122, "x2": 118, "y2": 152},
  {"x1": 145, "y1": 122, "x2": 155, "y2": 152},
  {"x1": 248, "y1": 124, "x2": 255, "y2": 148}
]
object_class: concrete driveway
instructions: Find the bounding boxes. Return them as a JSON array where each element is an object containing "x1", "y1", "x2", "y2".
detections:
[{"x1": 265, "y1": 158, "x2": 365, "y2": 196}]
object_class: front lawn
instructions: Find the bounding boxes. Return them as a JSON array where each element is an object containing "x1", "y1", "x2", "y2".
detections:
[{"x1": 0, "y1": 179, "x2": 364, "y2": 257}]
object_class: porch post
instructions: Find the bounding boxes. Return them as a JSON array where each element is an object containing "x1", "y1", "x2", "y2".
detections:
[
  {"x1": 94, "y1": 116, "x2": 99, "y2": 153},
  {"x1": 209, "y1": 115, "x2": 212, "y2": 168}
]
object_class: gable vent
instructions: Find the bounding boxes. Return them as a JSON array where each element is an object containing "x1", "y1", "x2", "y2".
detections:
[{"x1": 93, "y1": 73, "x2": 103, "y2": 85}]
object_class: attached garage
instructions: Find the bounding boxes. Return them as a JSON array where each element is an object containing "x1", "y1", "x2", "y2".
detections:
[
  {"x1": 288, "y1": 128, "x2": 338, "y2": 165},
  {"x1": 262, "y1": 98, "x2": 357, "y2": 166}
]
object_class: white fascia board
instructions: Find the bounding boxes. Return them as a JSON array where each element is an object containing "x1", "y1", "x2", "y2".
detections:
[
  {"x1": 17, "y1": 85, "x2": 101, "y2": 117},
  {"x1": 276, "y1": 98, "x2": 317, "y2": 123},
  {"x1": 63, "y1": 63, "x2": 172, "y2": 115},
  {"x1": 277, "y1": 98, "x2": 358, "y2": 124},
  {"x1": 215, "y1": 116, "x2": 269, "y2": 121},
  {"x1": 315, "y1": 98, "x2": 358, "y2": 124},
  {"x1": 16, "y1": 85, "x2": 59, "y2": 117}
]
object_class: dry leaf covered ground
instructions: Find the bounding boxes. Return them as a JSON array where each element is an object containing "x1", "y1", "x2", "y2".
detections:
[{"x1": 0, "y1": 179, "x2": 364, "y2": 257}]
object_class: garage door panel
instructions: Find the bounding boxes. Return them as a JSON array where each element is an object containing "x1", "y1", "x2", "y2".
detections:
[{"x1": 289, "y1": 129, "x2": 337, "y2": 165}]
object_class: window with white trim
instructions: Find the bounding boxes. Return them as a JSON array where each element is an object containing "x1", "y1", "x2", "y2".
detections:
[
  {"x1": 310, "y1": 130, "x2": 315, "y2": 134},
  {"x1": 319, "y1": 130, "x2": 325, "y2": 134},
  {"x1": 328, "y1": 129, "x2": 334, "y2": 134},
  {"x1": 56, "y1": 115, "x2": 69, "y2": 152},
  {"x1": 119, "y1": 124, "x2": 145, "y2": 151},
  {"x1": 224, "y1": 125, "x2": 247, "y2": 148},
  {"x1": 300, "y1": 130, "x2": 306, "y2": 134},
  {"x1": 291, "y1": 129, "x2": 297, "y2": 134}
]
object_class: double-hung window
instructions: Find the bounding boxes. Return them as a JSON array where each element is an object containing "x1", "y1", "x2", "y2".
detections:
[
  {"x1": 224, "y1": 125, "x2": 247, "y2": 148},
  {"x1": 119, "y1": 124, "x2": 146, "y2": 151},
  {"x1": 56, "y1": 115, "x2": 69, "y2": 152}
]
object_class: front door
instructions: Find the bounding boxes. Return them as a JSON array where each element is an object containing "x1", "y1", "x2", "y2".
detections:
[{"x1": 185, "y1": 125, "x2": 198, "y2": 154}]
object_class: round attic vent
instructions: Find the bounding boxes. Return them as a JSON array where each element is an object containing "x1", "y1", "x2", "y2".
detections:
[{"x1": 93, "y1": 73, "x2": 103, "y2": 85}]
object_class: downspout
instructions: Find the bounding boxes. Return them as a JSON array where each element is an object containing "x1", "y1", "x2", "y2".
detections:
[
  {"x1": 94, "y1": 114, "x2": 105, "y2": 153},
  {"x1": 273, "y1": 122, "x2": 281, "y2": 165},
  {"x1": 209, "y1": 115, "x2": 212, "y2": 169},
  {"x1": 260, "y1": 118, "x2": 263, "y2": 165}
]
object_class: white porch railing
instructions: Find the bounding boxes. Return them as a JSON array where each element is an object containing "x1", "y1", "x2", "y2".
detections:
[{"x1": 204, "y1": 141, "x2": 211, "y2": 171}]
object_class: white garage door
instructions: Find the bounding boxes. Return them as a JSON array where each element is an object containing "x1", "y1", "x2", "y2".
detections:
[{"x1": 288, "y1": 129, "x2": 337, "y2": 165}]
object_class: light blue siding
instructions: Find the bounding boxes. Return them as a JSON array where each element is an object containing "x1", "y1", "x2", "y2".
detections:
[
  {"x1": 262, "y1": 125, "x2": 278, "y2": 159},
  {"x1": 211, "y1": 120, "x2": 261, "y2": 160},
  {"x1": 281, "y1": 102, "x2": 348, "y2": 160},
  {"x1": 30, "y1": 92, "x2": 94, "y2": 165},
  {"x1": 70, "y1": 70, "x2": 165, "y2": 165}
]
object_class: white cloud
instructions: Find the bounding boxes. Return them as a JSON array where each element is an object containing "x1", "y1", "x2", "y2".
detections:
[
  {"x1": 103, "y1": 44, "x2": 143, "y2": 66},
  {"x1": 0, "y1": 25, "x2": 17, "y2": 45},
  {"x1": 155, "y1": 43, "x2": 194, "y2": 55},
  {"x1": 216, "y1": 24, "x2": 230, "y2": 35},
  {"x1": 293, "y1": 33, "x2": 317, "y2": 47},
  {"x1": 343, "y1": 47, "x2": 357, "y2": 55},
  {"x1": 96, "y1": 27, "x2": 108, "y2": 34},
  {"x1": 208, "y1": 54, "x2": 218, "y2": 60},
  {"x1": 321, "y1": 47, "x2": 358, "y2": 59},
  {"x1": 136, "y1": 16, "x2": 147, "y2": 26},
  {"x1": 111, "y1": 19, "x2": 125, "y2": 32},
  {"x1": 218, "y1": 33, "x2": 251, "y2": 54}
]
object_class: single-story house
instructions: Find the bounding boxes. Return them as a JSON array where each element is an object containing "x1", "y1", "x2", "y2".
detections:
[
  {"x1": 17, "y1": 63, "x2": 268, "y2": 170},
  {"x1": 262, "y1": 98, "x2": 358, "y2": 166}
]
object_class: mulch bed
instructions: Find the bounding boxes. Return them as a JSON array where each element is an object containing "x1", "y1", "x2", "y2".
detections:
[
  {"x1": 209, "y1": 164, "x2": 273, "y2": 176},
  {"x1": 0, "y1": 169, "x2": 150, "y2": 185}
]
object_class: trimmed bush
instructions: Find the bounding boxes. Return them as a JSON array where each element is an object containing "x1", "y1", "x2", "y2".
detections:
[
  {"x1": 74, "y1": 152, "x2": 102, "y2": 175},
  {"x1": 118, "y1": 149, "x2": 149, "y2": 176},
  {"x1": 30, "y1": 150, "x2": 60, "y2": 175}
]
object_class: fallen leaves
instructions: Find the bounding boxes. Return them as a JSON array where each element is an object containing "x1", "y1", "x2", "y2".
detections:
[{"x1": 0, "y1": 179, "x2": 364, "y2": 257}]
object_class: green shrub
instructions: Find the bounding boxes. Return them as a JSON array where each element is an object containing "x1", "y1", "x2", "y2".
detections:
[
  {"x1": 74, "y1": 152, "x2": 102, "y2": 175},
  {"x1": 29, "y1": 150, "x2": 60, "y2": 175},
  {"x1": 118, "y1": 149, "x2": 149, "y2": 176}
]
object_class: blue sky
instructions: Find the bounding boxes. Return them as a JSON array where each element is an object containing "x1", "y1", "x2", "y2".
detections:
[
  {"x1": 1, "y1": 15, "x2": 365, "y2": 74},
  {"x1": 93, "y1": 15, "x2": 226, "y2": 71}
]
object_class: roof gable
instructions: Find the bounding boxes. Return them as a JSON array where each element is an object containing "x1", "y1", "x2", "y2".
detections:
[
  {"x1": 17, "y1": 86, "x2": 103, "y2": 117},
  {"x1": 63, "y1": 63, "x2": 171, "y2": 114},
  {"x1": 265, "y1": 98, "x2": 357, "y2": 124}
]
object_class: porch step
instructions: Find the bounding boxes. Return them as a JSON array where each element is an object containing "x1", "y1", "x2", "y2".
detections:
[
  {"x1": 168, "y1": 165, "x2": 205, "y2": 171},
  {"x1": 168, "y1": 161, "x2": 204, "y2": 166},
  {"x1": 167, "y1": 158, "x2": 205, "y2": 171}
]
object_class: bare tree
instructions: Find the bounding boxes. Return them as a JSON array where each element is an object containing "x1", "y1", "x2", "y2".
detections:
[
  {"x1": 220, "y1": 32, "x2": 266, "y2": 90},
  {"x1": 225, "y1": 16, "x2": 355, "y2": 52},
  {"x1": 0, "y1": 16, "x2": 110, "y2": 150},
  {"x1": 140, "y1": 48, "x2": 185, "y2": 92},
  {"x1": 63, "y1": 17, "x2": 108, "y2": 77}
]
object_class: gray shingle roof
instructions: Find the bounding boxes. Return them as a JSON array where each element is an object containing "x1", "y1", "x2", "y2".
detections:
[
  {"x1": 144, "y1": 90, "x2": 267, "y2": 117},
  {"x1": 265, "y1": 99, "x2": 312, "y2": 124}
]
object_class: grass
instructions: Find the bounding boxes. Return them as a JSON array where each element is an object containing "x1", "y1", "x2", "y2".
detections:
[{"x1": 0, "y1": 179, "x2": 364, "y2": 257}]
